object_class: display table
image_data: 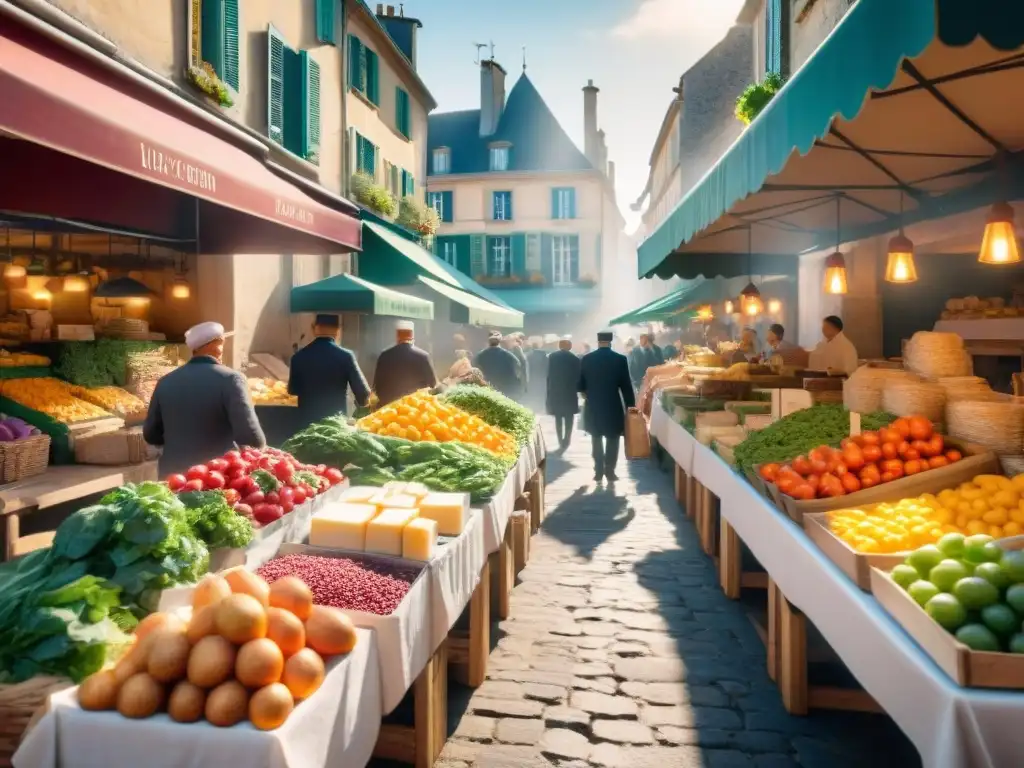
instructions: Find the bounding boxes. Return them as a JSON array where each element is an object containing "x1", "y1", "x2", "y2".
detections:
[
  {"x1": 656, "y1": 401, "x2": 1024, "y2": 768},
  {"x1": 13, "y1": 628, "x2": 382, "y2": 768}
]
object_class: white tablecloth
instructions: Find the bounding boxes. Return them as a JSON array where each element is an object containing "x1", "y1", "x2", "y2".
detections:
[
  {"x1": 14, "y1": 628, "x2": 381, "y2": 768},
  {"x1": 660, "y1": 405, "x2": 1024, "y2": 768},
  {"x1": 427, "y1": 508, "x2": 487, "y2": 654},
  {"x1": 479, "y1": 428, "x2": 541, "y2": 554}
]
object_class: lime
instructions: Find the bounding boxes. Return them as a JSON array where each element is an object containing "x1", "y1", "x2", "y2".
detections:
[
  {"x1": 1008, "y1": 633, "x2": 1024, "y2": 654},
  {"x1": 925, "y1": 593, "x2": 967, "y2": 631},
  {"x1": 908, "y1": 580, "x2": 941, "y2": 607},
  {"x1": 929, "y1": 559, "x2": 969, "y2": 592},
  {"x1": 907, "y1": 545, "x2": 945, "y2": 577},
  {"x1": 891, "y1": 564, "x2": 921, "y2": 590},
  {"x1": 1000, "y1": 550, "x2": 1024, "y2": 584},
  {"x1": 1005, "y1": 584, "x2": 1024, "y2": 614},
  {"x1": 937, "y1": 532, "x2": 966, "y2": 559},
  {"x1": 953, "y1": 577, "x2": 1000, "y2": 610},
  {"x1": 981, "y1": 604, "x2": 1020, "y2": 637},
  {"x1": 974, "y1": 561, "x2": 1010, "y2": 590},
  {"x1": 964, "y1": 534, "x2": 1001, "y2": 564},
  {"x1": 955, "y1": 623, "x2": 1001, "y2": 651}
]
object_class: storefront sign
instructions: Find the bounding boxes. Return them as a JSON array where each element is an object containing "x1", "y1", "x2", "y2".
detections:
[
  {"x1": 275, "y1": 199, "x2": 315, "y2": 226},
  {"x1": 139, "y1": 142, "x2": 217, "y2": 193}
]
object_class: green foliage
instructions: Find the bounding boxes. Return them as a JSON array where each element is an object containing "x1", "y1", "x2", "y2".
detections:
[
  {"x1": 178, "y1": 490, "x2": 254, "y2": 551},
  {"x1": 440, "y1": 385, "x2": 536, "y2": 445},
  {"x1": 351, "y1": 172, "x2": 396, "y2": 216},
  {"x1": 55, "y1": 339, "x2": 164, "y2": 387},
  {"x1": 186, "y1": 63, "x2": 234, "y2": 107},
  {"x1": 395, "y1": 196, "x2": 440, "y2": 236},
  {"x1": 735, "y1": 72, "x2": 784, "y2": 126}
]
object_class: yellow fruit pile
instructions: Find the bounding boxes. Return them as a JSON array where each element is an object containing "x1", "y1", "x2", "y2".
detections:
[
  {"x1": 1, "y1": 377, "x2": 110, "y2": 423},
  {"x1": 71, "y1": 386, "x2": 147, "y2": 417},
  {"x1": 357, "y1": 390, "x2": 517, "y2": 456},
  {"x1": 827, "y1": 474, "x2": 1024, "y2": 553},
  {"x1": 248, "y1": 378, "x2": 297, "y2": 405},
  {"x1": 0, "y1": 350, "x2": 50, "y2": 367}
]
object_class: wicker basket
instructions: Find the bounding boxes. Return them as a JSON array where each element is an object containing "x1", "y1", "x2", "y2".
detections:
[
  {"x1": 843, "y1": 367, "x2": 917, "y2": 413},
  {"x1": 947, "y1": 400, "x2": 1024, "y2": 455},
  {"x1": 0, "y1": 434, "x2": 50, "y2": 484},
  {"x1": 0, "y1": 676, "x2": 71, "y2": 766},
  {"x1": 904, "y1": 332, "x2": 972, "y2": 379},
  {"x1": 937, "y1": 376, "x2": 1000, "y2": 402},
  {"x1": 882, "y1": 379, "x2": 947, "y2": 423}
]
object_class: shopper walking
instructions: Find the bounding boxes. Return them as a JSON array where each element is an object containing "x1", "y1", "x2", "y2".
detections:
[
  {"x1": 527, "y1": 336, "x2": 550, "y2": 408},
  {"x1": 546, "y1": 335, "x2": 581, "y2": 451},
  {"x1": 144, "y1": 321, "x2": 265, "y2": 476},
  {"x1": 288, "y1": 314, "x2": 370, "y2": 427},
  {"x1": 578, "y1": 330, "x2": 635, "y2": 483},
  {"x1": 474, "y1": 332, "x2": 521, "y2": 398},
  {"x1": 372, "y1": 320, "x2": 438, "y2": 406}
]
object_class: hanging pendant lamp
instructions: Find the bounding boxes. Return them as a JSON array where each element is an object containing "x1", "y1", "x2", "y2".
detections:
[
  {"x1": 768, "y1": 299, "x2": 782, "y2": 315},
  {"x1": 885, "y1": 191, "x2": 918, "y2": 283},
  {"x1": 739, "y1": 225, "x2": 763, "y2": 317},
  {"x1": 823, "y1": 196, "x2": 848, "y2": 295},
  {"x1": 978, "y1": 202, "x2": 1021, "y2": 265}
]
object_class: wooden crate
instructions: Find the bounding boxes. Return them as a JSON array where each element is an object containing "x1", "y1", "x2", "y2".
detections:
[
  {"x1": 803, "y1": 514, "x2": 906, "y2": 592},
  {"x1": 448, "y1": 559, "x2": 490, "y2": 688},
  {"x1": 871, "y1": 567, "x2": 1024, "y2": 689},
  {"x1": 373, "y1": 641, "x2": 448, "y2": 768}
]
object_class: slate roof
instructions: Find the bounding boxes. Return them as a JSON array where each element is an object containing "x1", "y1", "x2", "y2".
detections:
[{"x1": 427, "y1": 73, "x2": 595, "y2": 176}]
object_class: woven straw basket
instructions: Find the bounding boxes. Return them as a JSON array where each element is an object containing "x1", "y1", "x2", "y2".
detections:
[
  {"x1": 0, "y1": 676, "x2": 71, "y2": 766},
  {"x1": 947, "y1": 399, "x2": 1024, "y2": 456},
  {"x1": 0, "y1": 434, "x2": 50, "y2": 484},
  {"x1": 904, "y1": 332, "x2": 972, "y2": 379},
  {"x1": 843, "y1": 367, "x2": 918, "y2": 413},
  {"x1": 938, "y1": 376, "x2": 1000, "y2": 402},
  {"x1": 882, "y1": 379, "x2": 946, "y2": 423}
]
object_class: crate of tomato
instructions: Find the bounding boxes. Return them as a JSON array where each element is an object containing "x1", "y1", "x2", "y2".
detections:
[{"x1": 757, "y1": 415, "x2": 996, "y2": 524}]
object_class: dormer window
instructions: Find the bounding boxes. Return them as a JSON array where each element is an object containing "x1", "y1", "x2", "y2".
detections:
[
  {"x1": 489, "y1": 143, "x2": 510, "y2": 172},
  {"x1": 432, "y1": 147, "x2": 450, "y2": 174}
]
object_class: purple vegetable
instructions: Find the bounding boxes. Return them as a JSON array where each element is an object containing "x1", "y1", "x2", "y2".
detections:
[
  {"x1": 3, "y1": 418, "x2": 30, "y2": 440},
  {"x1": 0, "y1": 424, "x2": 16, "y2": 442}
]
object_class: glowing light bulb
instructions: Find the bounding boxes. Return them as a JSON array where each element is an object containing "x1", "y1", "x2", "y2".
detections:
[{"x1": 978, "y1": 202, "x2": 1021, "y2": 265}]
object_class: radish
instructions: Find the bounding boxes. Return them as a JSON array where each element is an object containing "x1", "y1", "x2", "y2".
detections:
[{"x1": 186, "y1": 465, "x2": 209, "y2": 482}]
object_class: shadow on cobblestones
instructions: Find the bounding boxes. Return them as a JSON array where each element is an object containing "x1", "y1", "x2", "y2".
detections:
[{"x1": 542, "y1": 486, "x2": 635, "y2": 561}]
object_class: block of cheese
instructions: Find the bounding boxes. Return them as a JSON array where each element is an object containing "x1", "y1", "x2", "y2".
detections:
[
  {"x1": 402, "y1": 517, "x2": 438, "y2": 561},
  {"x1": 417, "y1": 492, "x2": 470, "y2": 536},
  {"x1": 383, "y1": 493, "x2": 418, "y2": 509},
  {"x1": 382, "y1": 481, "x2": 407, "y2": 494},
  {"x1": 339, "y1": 486, "x2": 379, "y2": 504},
  {"x1": 403, "y1": 482, "x2": 430, "y2": 500},
  {"x1": 310, "y1": 503, "x2": 378, "y2": 550},
  {"x1": 365, "y1": 507, "x2": 420, "y2": 557}
]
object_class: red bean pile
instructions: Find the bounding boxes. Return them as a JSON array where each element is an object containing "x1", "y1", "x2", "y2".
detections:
[{"x1": 257, "y1": 554, "x2": 419, "y2": 615}]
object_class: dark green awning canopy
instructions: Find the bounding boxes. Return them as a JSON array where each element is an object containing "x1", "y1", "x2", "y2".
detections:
[
  {"x1": 609, "y1": 278, "x2": 707, "y2": 325},
  {"x1": 417, "y1": 276, "x2": 524, "y2": 328},
  {"x1": 638, "y1": 0, "x2": 1024, "y2": 280},
  {"x1": 290, "y1": 274, "x2": 434, "y2": 319}
]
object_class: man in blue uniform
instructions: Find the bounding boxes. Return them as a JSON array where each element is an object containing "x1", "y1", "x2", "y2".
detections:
[
  {"x1": 578, "y1": 330, "x2": 635, "y2": 482},
  {"x1": 474, "y1": 332, "x2": 521, "y2": 398},
  {"x1": 546, "y1": 335, "x2": 581, "y2": 451},
  {"x1": 288, "y1": 314, "x2": 370, "y2": 427},
  {"x1": 372, "y1": 320, "x2": 437, "y2": 406}
]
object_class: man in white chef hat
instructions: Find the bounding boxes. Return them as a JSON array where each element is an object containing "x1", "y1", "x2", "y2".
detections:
[
  {"x1": 372, "y1": 319, "x2": 438, "y2": 407},
  {"x1": 143, "y1": 321, "x2": 265, "y2": 476}
]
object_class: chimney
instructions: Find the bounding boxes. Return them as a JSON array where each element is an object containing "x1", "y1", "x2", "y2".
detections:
[
  {"x1": 583, "y1": 79, "x2": 599, "y2": 167},
  {"x1": 479, "y1": 59, "x2": 507, "y2": 137},
  {"x1": 608, "y1": 160, "x2": 616, "y2": 190},
  {"x1": 375, "y1": 5, "x2": 423, "y2": 69},
  {"x1": 386, "y1": 5, "x2": 395, "y2": 15},
  {"x1": 597, "y1": 129, "x2": 608, "y2": 178},
  {"x1": 376, "y1": 3, "x2": 384, "y2": 13}
]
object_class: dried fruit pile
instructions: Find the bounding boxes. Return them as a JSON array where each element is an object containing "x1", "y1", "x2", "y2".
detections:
[{"x1": 257, "y1": 553, "x2": 419, "y2": 615}]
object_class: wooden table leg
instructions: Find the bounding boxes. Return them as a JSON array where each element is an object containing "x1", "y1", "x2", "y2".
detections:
[
  {"x1": 777, "y1": 586, "x2": 809, "y2": 715},
  {"x1": 685, "y1": 475, "x2": 696, "y2": 519},
  {"x1": 528, "y1": 471, "x2": 545, "y2": 532},
  {"x1": 719, "y1": 517, "x2": 741, "y2": 599},
  {"x1": 498, "y1": 527, "x2": 513, "y2": 620},
  {"x1": 674, "y1": 464, "x2": 686, "y2": 507},
  {"x1": 512, "y1": 512, "x2": 529, "y2": 574},
  {"x1": 449, "y1": 559, "x2": 490, "y2": 688},
  {"x1": 699, "y1": 485, "x2": 717, "y2": 557},
  {"x1": 374, "y1": 642, "x2": 449, "y2": 767},
  {"x1": 767, "y1": 578, "x2": 779, "y2": 682}
]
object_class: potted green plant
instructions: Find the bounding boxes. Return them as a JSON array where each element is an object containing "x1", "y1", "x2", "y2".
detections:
[
  {"x1": 350, "y1": 172, "x2": 396, "y2": 217},
  {"x1": 186, "y1": 62, "x2": 234, "y2": 108},
  {"x1": 396, "y1": 196, "x2": 440, "y2": 238},
  {"x1": 735, "y1": 72, "x2": 784, "y2": 126}
]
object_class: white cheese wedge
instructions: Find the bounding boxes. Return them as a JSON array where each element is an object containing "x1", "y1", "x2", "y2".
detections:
[
  {"x1": 417, "y1": 492, "x2": 470, "y2": 536},
  {"x1": 338, "y1": 486, "x2": 379, "y2": 504},
  {"x1": 403, "y1": 482, "x2": 430, "y2": 500},
  {"x1": 309, "y1": 503, "x2": 378, "y2": 551},
  {"x1": 365, "y1": 507, "x2": 420, "y2": 557},
  {"x1": 402, "y1": 517, "x2": 438, "y2": 561}
]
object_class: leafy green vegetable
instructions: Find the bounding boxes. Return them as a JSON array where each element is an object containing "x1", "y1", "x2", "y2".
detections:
[
  {"x1": 283, "y1": 418, "x2": 390, "y2": 468},
  {"x1": 179, "y1": 490, "x2": 254, "y2": 550},
  {"x1": 441, "y1": 385, "x2": 536, "y2": 445},
  {"x1": 733, "y1": 404, "x2": 895, "y2": 475},
  {"x1": 249, "y1": 469, "x2": 280, "y2": 494},
  {"x1": 54, "y1": 339, "x2": 165, "y2": 387}
]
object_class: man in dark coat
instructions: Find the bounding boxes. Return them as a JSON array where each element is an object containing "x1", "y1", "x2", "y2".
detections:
[
  {"x1": 372, "y1": 320, "x2": 438, "y2": 407},
  {"x1": 527, "y1": 336, "x2": 550, "y2": 408},
  {"x1": 474, "y1": 332, "x2": 521, "y2": 398},
  {"x1": 288, "y1": 314, "x2": 370, "y2": 427},
  {"x1": 507, "y1": 333, "x2": 529, "y2": 400},
  {"x1": 546, "y1": 336, "x2": 581, "y2": 451},
  {"x1": 578, "y1": 330, "x2": 636, "y2": 482},
  {"x1": 144, "y1": 321, "x2": 265, "y2": 476}
]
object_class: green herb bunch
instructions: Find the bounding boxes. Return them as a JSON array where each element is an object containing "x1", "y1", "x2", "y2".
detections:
[{"x1": 440, "y1": 384, "x2": 536, "y2": 445}]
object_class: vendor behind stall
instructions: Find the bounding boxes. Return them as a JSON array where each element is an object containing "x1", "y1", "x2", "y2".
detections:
[
  {"x1": 144, "y1": 321, "x2": 266, "y2": 476},
  {"x1": 808, "y1": 315, "x2": 859, "y2": 374},
  {"x1": 372, "y1": 320, "x2": 438, "y2": 406},
  {"x1": 288, "y1": 314, "x2": 370, "y2": 427}
]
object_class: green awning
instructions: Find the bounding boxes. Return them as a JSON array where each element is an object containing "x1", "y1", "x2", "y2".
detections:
[
  {"x1": 609, "y1": 278, "x2": 708, "y2": 325},
  {"x1": 487, "y1": 286, "x2": 599, "y2": 315},
  {"x1": 358, "y1": 221, "x2": 519, "y2": 312},
  {"x1": 417, "y1": 276, "x2": 524, "y2": 328},
  {"x1": 290, "y1": 274, "x2": 434, "y2": 319},
  {"x1": 638, "y1": 0, "x2": 1024, "y2": 280}
]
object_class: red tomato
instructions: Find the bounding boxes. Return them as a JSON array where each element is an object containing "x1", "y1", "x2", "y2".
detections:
[
  {"x1": 242, "y1": 491, "x2": 265, "y2": 507},
  {"x1": 186, "y1": 465, "x2": 209, "y2": 481},
  {"x1": 292, "y1": 487, "x2": 307, "y2": 504},
  {"x1": 273, "y1": 460, "x2": 294, "y2": 483},
  {"x1": 790, "y1": 456, "x2": 812, "y2": 476},
  {"x1": 904, "y1": 459, "x2": 923, "y2": 476},
  {"x1": 759, "y1": 463, "x2": 782, "y2": 481},
  {"x1": 840, "y1": 473, "x2": 861, "y2": 493},
  {"x1": 945, "y1": 449, "x2": 963, "y2": 463},
  {"x1": 223, "y1": 450, "x2": 242, "y2": 462},
  {"x1": 166, "y1": 474, "x2": 187, "y2": 491},
  {"x1": 891, "y1": 418, "x2": 911, "y2": 439},
  {"x1": 279, "y1": 487, "x2": 295, "y2": 506},
  {"x1": 228, "y1": 476, "x2": 250, "y2": 492},
  {"x1": 183, "y1": 479, "x2": 204, "y2": 492},
  {"x1": 300, "y1": 483, "x2": 316, "y2": 499},
  {"x1": 879, "y1": 428, "x2": 901, "y2": 445},
  {"x1": 908, "y1": 416, "x2": 934, "y2": 442},
  {"x1": 859, "y1": 431, "x2": 881, "y2": 446},
  {"x1": 281, "y1": 500, "x2": 295, "y2": 515},
  {"x1": 324, "y1": 468, "x2": 345, "y2": 486},
  {"x1": 881, "y1": 442, "x2": 899, "y2": 460},
  {"x1": 862, "y1": 444, "x2": 882, "y2": 463},
  {"x1": 233, "y1": 503, "x2": 254, "y2": 519},
  {"x1": 929, "y1": 456, "x2": 950, "y2": 469},
  {"x1": 221, "y1": 488, "x2": 241, "y2": 505},
  {"x1": 842, "y1": 443, "x2": 865, "y2": 471},
  {"x1": 928, "y1": 434, "x2": 945, "y2": 457},
  {"x1": 896, "y1": 441, "x2": 912, "y2": 459},
  {"x1": 791, "y1": 483, "x2": 815, "y2": 500},
  {"x1": 207, "y1": 458, "x2": 229, "y2": 473},
  {"x1": 203, "y1": 471, "x2": 226, "y2": 490},
  {"x1": 253, "y1": 503, "x2": 283, "y2": 525},
  {"x1": 903, "y1": 448, "x2": 921, "y2": 461}
]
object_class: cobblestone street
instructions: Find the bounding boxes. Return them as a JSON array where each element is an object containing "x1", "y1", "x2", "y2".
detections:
[{"x1": 431, "y1": 417, "x2": 922, "y2": 768}]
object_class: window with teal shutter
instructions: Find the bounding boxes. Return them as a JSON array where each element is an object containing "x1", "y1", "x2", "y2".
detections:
[
  {"x1": 440, "y1": 191, "x2": 453, "y2": 223},
  {"x1": 540, "y1": 234, "x2": 553, "y2": 283},
  {"x1": 267, "y1": 27, "x2": 285, "y2": 145},
  {"x1": 551, "y1": 187, "x2": 576, "y2": 220},
  {"x1": 569, "y1": 235, "x2": 580, "y2": 282},
  {"x1": 315, "y1": 0, "x2": 336, "y2": 45},
  {"x1": 470, "y1": 235, "x2": 485, "y2": 276},
  {"x1": 348, "y1": 35, "x2": 365, "y2": 91},
  {"x1": 301, "y1": 52, "x2": 321, "y2": 159},
  {"x1": 223, "y1": 0, "x2": 239, "y2": 90},
  {"x1": 356, "y1": 133, "x2": 376, "y2": 176},
  {"x1": 365, "y1": 48, "x2": 380, "y2": 105},
  {"x1": 395, "y1": 87, "x2": 410, "y2": 138},
  {"x1": 765, "y1": 0, "x2": 789, "y2": 77},
  {"x1": 511, "y1": 235, "x2": 526, "y2": 277},
  {"x1": 282, "y1": 46, "x2": 302, "y2": 155},
  {"x1": 493, "y1": 191, "x2": 512, "y2": 221},
  {"x1": 200, "y1": 0, "x2": 239, "y2": 90}
]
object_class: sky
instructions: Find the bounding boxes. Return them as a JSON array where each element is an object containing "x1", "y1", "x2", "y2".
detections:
[{"x1": 413, "y1": 0, "x2": 745, "y2": 235}]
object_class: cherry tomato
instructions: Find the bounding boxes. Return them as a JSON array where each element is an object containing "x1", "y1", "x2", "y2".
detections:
[
  {"x1": 186, "y1": 465, "x2": 209, "y2": 481},
  {"x1": 166, "y1": 474, "x2": 187, "y2": 491}
]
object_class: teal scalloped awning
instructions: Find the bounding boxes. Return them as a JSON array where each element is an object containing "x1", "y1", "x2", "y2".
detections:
[
  {"x1": 290, "y1": 274, "x2": 434, "y2": 320},
  {"x1": 637, "y1": 0, "x2": 1024, "y2": 279},
  {"x1": 416, "y1": 275, "x2": 524, "y2": 328},
  {"x1": 609, "y1": 278, "x2": 706, "y2": 326},
  {"x1": 487, "y1": 286, "x2": 600, "y2": 315}
]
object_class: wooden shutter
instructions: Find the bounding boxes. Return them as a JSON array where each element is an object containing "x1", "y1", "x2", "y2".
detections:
[
  {"x1": 568, "y1": 188, "x2": 576, "y2": 219},
  {"x1": 404, "y1": 171, "x2": 415, "y2": 198},
  {"x1": 316, "y1": 0, "x2": 336, "y2": 45},
  {"x1": 470, "y1": 235, "x2": 485, "y2": 277},
  {"x1": 390, "y1": 163, "x2": 399, "y2": 194},
  {"x1": 525, "y1": 232, "x2": 541, "y2": 272},
  {"x1": 441, "y1": 191, "x2": 453, "y2": 223},
  {"x1": 301, "y1": 51, "x2": 321, "y2": 158},
  {"x1": 395, "y1": 87, "x2": 410, "y2": 138},
  {"x1": 201, "y1": 0, "x2": 224, "y2": 76},
  {"x1": 550, "y1": 188, "x2": 559, "y2": 219},
  {"x1": 511, "y1": 235, "x2": 526, "y2": 277},
  {"x1": 283, "y1": 46, "x2": 302, "y2": 155},
  {"x1": 366, "y1": 48, "x2": 380, "y2": 104},
  {"x1": 505, "y1": 192, "x2": 513, "y2": 220},
  {"x1": 492, "y1": 192, "x2": 499, "y2": 221},
  {"x1": 223, "y1": 0, "x2": 239, "y2": 90},
  {"x1": 569, "y1": 235, "x2": 580, "y2": 282},
  {"x1": 766, "y1": 0, "x2": 789, "y2": 76},
  {"x1": 348, "y1": 35, "x2": 365, "y2": 91},
  {"x1": 267, "y1": 26, "x2": 285, "y2": 145},
  {"x1": 541, "y1": 234, "x2": 553, "y2": 283}
]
